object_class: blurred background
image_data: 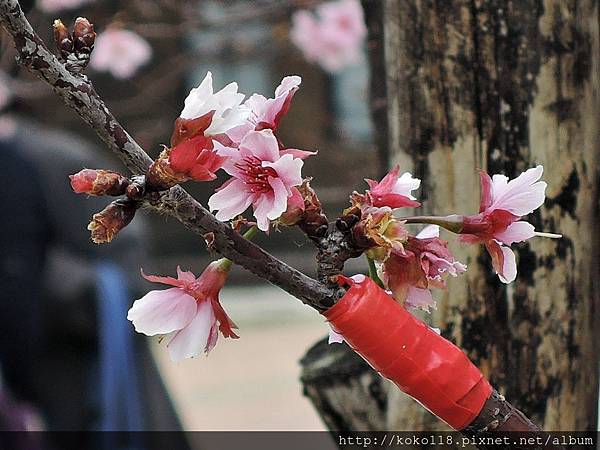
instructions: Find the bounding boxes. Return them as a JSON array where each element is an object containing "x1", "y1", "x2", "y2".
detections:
[{"x1": 0, "y1": 0, "x2": 378, "y2": 440}]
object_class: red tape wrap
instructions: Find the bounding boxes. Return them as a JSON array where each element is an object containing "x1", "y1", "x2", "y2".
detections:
[{"x1": 323, "y1": 276, "x2": 492, "y2": 430}]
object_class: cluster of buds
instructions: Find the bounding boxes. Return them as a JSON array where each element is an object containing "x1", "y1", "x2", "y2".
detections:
[
  {"x1": 53, "y1": 17, "x2": 96, "y2": 73},
  {"x1": 70, "y1": 168, "x2": 141, "y2": 243}
]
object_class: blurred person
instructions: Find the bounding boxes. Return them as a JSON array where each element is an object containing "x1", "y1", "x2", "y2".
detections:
[{"x1": 0, "y1": 110, "x2": 189, "y2": 449}]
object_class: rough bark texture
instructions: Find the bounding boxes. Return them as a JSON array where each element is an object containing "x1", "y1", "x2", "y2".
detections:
[{"x1": 383, "y1": 0, "x2": 600, "y2": 430}]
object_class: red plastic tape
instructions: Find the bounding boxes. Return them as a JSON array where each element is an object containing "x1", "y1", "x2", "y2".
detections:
[{"x1": 323, "y1": 275, "x2": 492, "y2": 430}]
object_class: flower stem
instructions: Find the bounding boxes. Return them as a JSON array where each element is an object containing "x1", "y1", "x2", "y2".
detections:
[
  {"x1": 366, "y1": 255, "x2": 385, "y2": 288},
  {"x1": 218, "y1": 225, "x2": 259, "y2": 271},
  {"x1": 399, "y1": 215, "x2": 465, "y2": 234}
]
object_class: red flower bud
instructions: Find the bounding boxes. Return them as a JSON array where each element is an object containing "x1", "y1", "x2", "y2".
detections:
[
  {"x1": 73, "y1": 17, "x2": 96, "y2": 56},
  {"x1": 70, "y1": 169, "x2": 130, "y2": 196},
  {"x1": 88, "y1": 199, "x2": 137, "y2": 244}
]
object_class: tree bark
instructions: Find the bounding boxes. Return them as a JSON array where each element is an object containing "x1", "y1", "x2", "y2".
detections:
[{"x1": 302, "y1": 0, "x2": 599, "y2": 433}]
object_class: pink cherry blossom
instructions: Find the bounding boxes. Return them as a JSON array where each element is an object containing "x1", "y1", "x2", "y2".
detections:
[
  {"x1": 383, "y1": 225, "x2": 466, "y2": 311},
  {"x1": 290, "y1": 0, "x2": 367, "y2": 72},
  {"x1": 208, "y1": 129, "x2": 303, "y2": 232},
  {"x1": 227, "y1": 76, "x2": 301, "y2": 144},
  {"x1": 178, "y1": 71, "x2": 249, "y2": 137},
  {"x1": 361, "y1": 165, "x2": 421, "y2": 209},
  {"x1": 90, "y1": 28, "x2": 152, "y2": 79},
  {"x1": 37, "y1": 0, "x2": 93, "y2": 12},
  {"x1": 127, "y1": 261, "x2": 238, "y2": 362},
  {"x1": 460, "y1": 166, "x2": 547, "y2": 283}
]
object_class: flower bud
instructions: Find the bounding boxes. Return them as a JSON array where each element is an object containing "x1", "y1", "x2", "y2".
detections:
[
  {"x1": 53, "y1": 19, "x2": 73, "y2": 60},
  {"x1": 145, "y1": 148, "x2": 187, "y2": 191},
  {"x1": 73, "y1": 17, "x2": 96, "y2": 60},
  {"x1": 70, "y1": 169, "x2": 130, "y2": 196},
  {"x1": 278, "y1": 188, "x2": 305, "y2": 226},
  {"x1": 88, "y1": 199, "x2": 138, "y2": 244},
  {"x1": 295, "y1": 180, "x2": 328, "y2": 239}
]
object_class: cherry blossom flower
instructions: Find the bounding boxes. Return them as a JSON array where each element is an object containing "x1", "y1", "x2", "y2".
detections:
[
  {"x1": 290, "y1": 0, "x2": 367, "y2": 72},
  {"x1": 90, "y1": 28, "x2": 152, "y2": 79},
  {"x1": 459, "y1": 166, "x2": 547, "y2": 283},
  {"x1": 146, "y1": 72, "x2": 251, "y2": 187},
  {"x1": 208, "y1": 129, "x2": 303, "y2": 232},
  {"x1": 127, "y1": 261, "x2": 238, "y2": 362},
  {"x1": 227, "y1": 76, "x2": 301, "y2": 143},
  {"x1": 174, "y1": 71, "x2": 249, "y2": 143},
  {"x1": 354, "y1": 165, "x2": 421, "y2": 210},
  {"x1": 37, "y1": 0, "x2": 93, "y2": 12},
  {"x1": 382, "y1": 225, "x2": 466, "y2": 311}
]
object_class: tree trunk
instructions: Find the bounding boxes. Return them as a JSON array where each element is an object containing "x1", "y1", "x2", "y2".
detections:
[{"x1": 301, "y1": 0, "x2": 600, "y2": 432}]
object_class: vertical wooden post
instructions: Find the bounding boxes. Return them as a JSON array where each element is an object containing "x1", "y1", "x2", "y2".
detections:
[{"x1": 382, "y1": 0, "x2": 600, "y2": 430}]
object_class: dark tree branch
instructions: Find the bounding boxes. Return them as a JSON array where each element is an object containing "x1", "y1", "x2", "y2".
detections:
[{"x1": 0, "y1": 0, "x2": 337, "y2": 311}]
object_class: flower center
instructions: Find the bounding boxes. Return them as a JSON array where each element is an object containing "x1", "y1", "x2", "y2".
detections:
[{"x1": 235, "y1": 155, "x2": 277, "y2": 193}]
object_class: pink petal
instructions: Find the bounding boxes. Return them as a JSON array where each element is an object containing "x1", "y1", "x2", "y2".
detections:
[
  {"x1": 405, "y1": 286, "x2": 436, "y2": 312},
  {"x1": 279, "y1": 148, "x2": 317, "y2": 160},
  {"x1": 252, "y1": 192, "x2": 276, "y2": 232},
  {"x1": 176, "y1": 266, "x2": 197, "y2": 284},
  {"x1": 479, "y1": 170, "x2": 493, "y2": 213},
  {"x1": 167, "y1": 301, "x2": 216, "y2": 362},
  {"x1": 127, "y1": 288, "x2": 197, "y2": 336},
  {"x1": 266, "y1": 176, "x2": 290, "y2": 220},
  {"x1": 208, "y1": 179, "x2": 253, "y2": 221},
  {"x1": 263, "y1": 153, "x2": 303, "y2": 191},
  {"x1": 225, "y1": 122, "x2": 253, "y2": 144},
  {"x1": 494, "y1": 221, "x2": 535, "y2": 245},
  {"x1": 392, "y1": 172, "x2": 421, "y2": 199},
  {"x1": 239, "y1": 130, "x2": 280, "y2": 162},
  {"x1": 213, "y1": 141, "x2": 241, "y2": 176},
  {"x1": 485, "y1": 240, "x2": 517, "y2": 284},
  {"x1": 370, "y1": 165, "x2": 400, "y2": 193},
  {"x1": 140, "y1": 269, "x2": 183, "y2": 288},
  {"x1": 416, "y1": 225, "x2": 439, "y2": 239},
  {"x1": 490, "y1": 166, "x2": 547, "y2": 216}
]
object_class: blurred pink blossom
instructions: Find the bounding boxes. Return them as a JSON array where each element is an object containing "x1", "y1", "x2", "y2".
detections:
[
  {"x1": 90, "y1": 28, "x2": 152, "y2": 79},
  {"x1": 290, "y1": 0, "x2": 367, "y2": 72},
  {"x1": 208, "y1": 129, "x2": 304, "y2": 232},
  {"x1": 37, "y1": 0, "x2": 94, "y2": 12},
  {"x1": 460, "y1": 166, "x2": 547, "y2": 283},
  {"x1": 127, "y1": 262, "x2": 237, "y2": 362}
]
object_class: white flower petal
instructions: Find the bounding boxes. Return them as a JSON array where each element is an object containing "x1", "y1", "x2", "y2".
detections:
[
  {"x1": 167, "y1": 301, "x2": 216, "y2": 362},
  {"x1": 127, "y1": 288, "x2": 197, "y2": 336}
]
